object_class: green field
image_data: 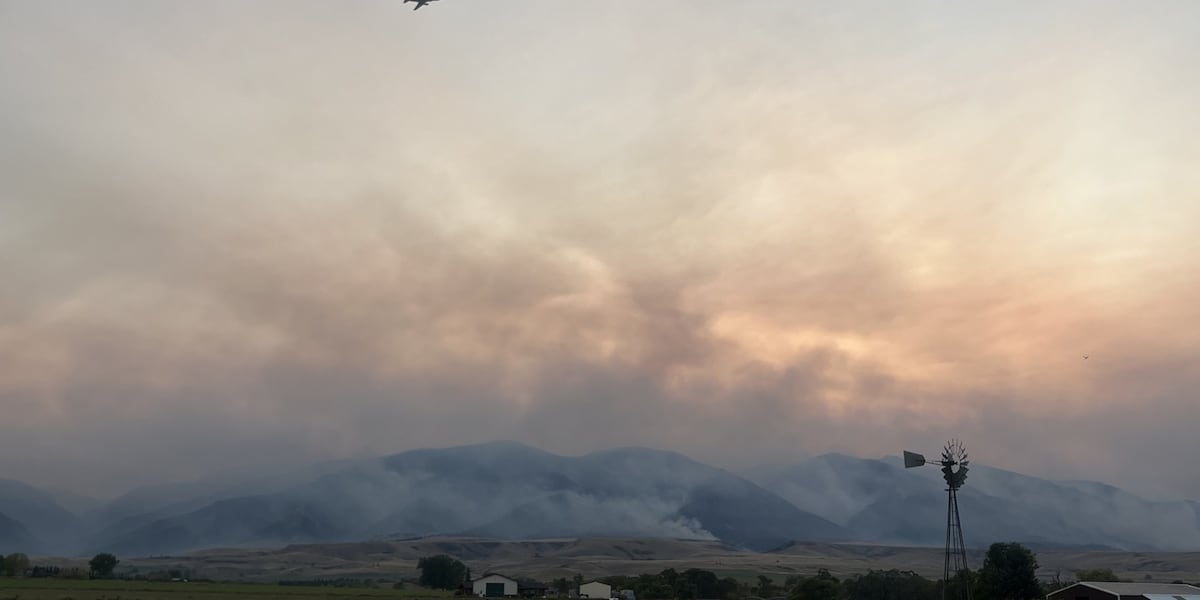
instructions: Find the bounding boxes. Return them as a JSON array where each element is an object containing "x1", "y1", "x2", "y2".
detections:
[{"x1": 0, "y1": 579, "x2": 454, "y2": 600}]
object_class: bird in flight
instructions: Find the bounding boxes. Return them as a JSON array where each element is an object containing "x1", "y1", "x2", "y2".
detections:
[{"x1": 404, "y1": 0, "x2": 439, "y2": 9}]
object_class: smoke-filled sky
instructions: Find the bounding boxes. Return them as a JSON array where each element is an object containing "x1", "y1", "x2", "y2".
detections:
[{"x1": 2, "y1": 1, "x2": 1199, "y2": 499}]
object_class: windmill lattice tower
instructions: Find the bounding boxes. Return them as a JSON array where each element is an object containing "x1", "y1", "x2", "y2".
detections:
[{"x1": 904, "y1": 439, "x2": 972, "y2": 600}]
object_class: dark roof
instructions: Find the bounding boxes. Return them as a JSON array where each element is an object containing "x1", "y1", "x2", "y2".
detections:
[
  {"x1": 1050, "y1": 582, "x2": 1200, "y2": 597},
  {"x1": 476, "y1": 573, "x2": 518, "y2": 583}
]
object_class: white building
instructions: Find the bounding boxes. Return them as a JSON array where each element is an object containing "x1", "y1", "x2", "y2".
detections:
[
  {"x1": 579, "y1": 581, "x2": 612, "y2": 599},
  {"x1": 473, "y1": 573, "x2": 519, "y2": 598},
  {"x1": 1046, "y1": 582, "x2": 1200, "y2": 600}
]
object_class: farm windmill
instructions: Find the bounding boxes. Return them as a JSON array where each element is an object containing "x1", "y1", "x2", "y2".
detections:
[{"x1": 904, "y1": 439, "x2": 972, "y2": 600}]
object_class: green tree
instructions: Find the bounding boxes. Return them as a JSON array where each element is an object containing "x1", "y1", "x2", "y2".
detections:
[
  {"x1": 975, "y1": 543, "x2": 1042, "y2": 600},
  {"x1": 3, "y1": 553, "x2": 29, "y2": 577},
  {"x1": 783, "y1": 575, "x2": 802, "y2": 592},
  {"x1": 757, "y1": 575, "x2": 776, "y2": 597},
  {"x1": 0, "y1": 554, "x2": 5, "y2": 577},
  {"x1": 640, "y1": 572, "x2": 675, "y2": 600},
  {"x1": 679, "y1": 569, "x2": 722, "y2": 599},
  {"x1": 553, "y1": 577, "x2": 570, "y2": 597},
  {"x1": 89, "y1": 553, "x2": 120, "y2": 579},
  {"x1": 944, "y1": 571, "x2": 978, "y2": 600},
  {"x1": 659, "y1": 569, "x2": 680, "y2": 597},
  {"x1": 790, "y1": 569, "x2": 840, "y2": 600},
  {"x1": 1074, "y1": 568, "x2": 1119, "y2": 582},
  {"x1": 417, "y1": 555, "x2": 468, "y2": 590},
  {"x1": 62, "y1": 567, "x2": 89, "y2": 580},
  {"x1": 719, "y1": 577, "x2": 740, "y2": 599},
  {"x1": 843, "y1": 569, "x2": 937, "y2": 600}
]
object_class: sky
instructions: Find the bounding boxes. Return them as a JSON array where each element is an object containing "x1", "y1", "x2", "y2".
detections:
[{"x1": 2, "y1": 1, "x2": 1199, "y2": 500}]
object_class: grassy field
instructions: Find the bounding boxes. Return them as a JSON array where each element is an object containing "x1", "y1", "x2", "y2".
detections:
[
  {"x1": 13, "y1": 537, "x2": 1200, "y2": 591},
  {"x1": 0, "y1": 579, "x2": 454, "y2": 600}
]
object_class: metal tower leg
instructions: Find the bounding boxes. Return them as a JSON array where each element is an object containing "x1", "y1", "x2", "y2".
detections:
[{"x1": 944, "y1": 488, "x2": 971, "y2": 600}]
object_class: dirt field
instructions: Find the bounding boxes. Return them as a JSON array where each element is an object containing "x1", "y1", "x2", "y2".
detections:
[
  {"x1": 23, "y1": 537, "x2": 1200, "y2": 586},
  {"x1": 0, "y1": 579, "x2": 450, "y2": 600}
]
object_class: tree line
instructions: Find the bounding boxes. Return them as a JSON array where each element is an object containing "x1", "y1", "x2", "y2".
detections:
[
  {"x1": 417, "y1": 543, "x2": 1200, "y2": 600},
  {"x1": 4, "y1": 544, "x2": 1196, "y2": 599},
  {"x1": 0, "y1": 552, "x2": 119, "y2": 579}
]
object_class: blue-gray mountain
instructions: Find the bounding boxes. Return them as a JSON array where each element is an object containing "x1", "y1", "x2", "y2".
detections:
[
  {"x1": 70, "y1": 443, "x2": 842, "y2": 556},
  {"x1": 746, "y1": 453, "x2": 1200, "y2": 552},
  {"x1": 0, "y1": 479, "x2": 81, "y2": 554},
  {"x1": 0, "y1": 510, "x2": 36, "y2": 549},
  {"x1": 3, "y1": 443, "x2": 1200, "y2": 557}
]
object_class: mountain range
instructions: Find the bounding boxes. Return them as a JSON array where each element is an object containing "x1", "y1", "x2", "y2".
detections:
[{"x1": 3, "y1": 441, "x2": 1200, "y2": 557}]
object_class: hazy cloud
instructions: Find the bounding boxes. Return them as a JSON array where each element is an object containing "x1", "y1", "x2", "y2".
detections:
[{"x1": 2, "y1": 1, "x2": 1199, "y2": 498}]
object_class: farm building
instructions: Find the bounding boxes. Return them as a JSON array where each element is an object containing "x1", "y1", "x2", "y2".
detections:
[
  {"x1": 473, "y1": 573, "x2": 519, "y2": 598},
  {"x1": 579, "y1": 581, "x2": 612, "y2": 599},
  {"x1": 1047, "y1": 582, "x2": 1200, "y2": 600},
  {"x1": 517, "y1": 579, "x2": 549, "y2": 598}
]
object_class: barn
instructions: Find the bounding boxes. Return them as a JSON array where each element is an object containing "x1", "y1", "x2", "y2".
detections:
[
  {"x1": 1046, "y1": 582, "x2": 1200, "y2": 600},
  {"x1": 579, "y1": 582, "x2": 612, "y2": 599},
  {"x1": 473, "y1": 573, "x2": 519, "y2": 598}
]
